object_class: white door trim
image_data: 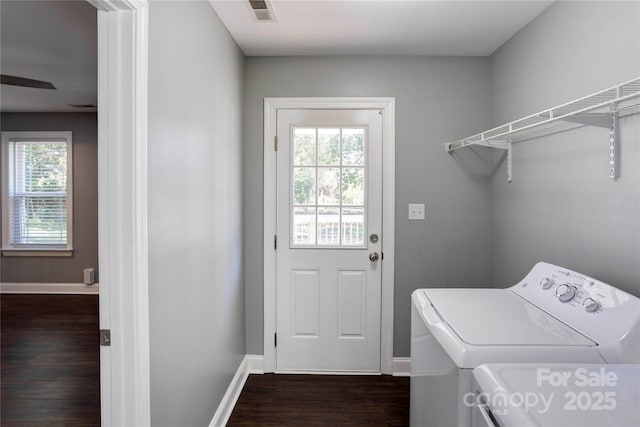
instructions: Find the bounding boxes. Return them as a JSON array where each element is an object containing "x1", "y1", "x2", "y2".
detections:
[
  {"x1": 89, "y1": 0, "x2": 150, "y2": 425},
  {"x1": 263, "y1": 97, "x2": 396, "y2": 374}
]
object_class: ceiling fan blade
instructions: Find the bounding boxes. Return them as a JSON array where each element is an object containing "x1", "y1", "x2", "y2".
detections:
[{"x1": 1, "y1": 74, "x2": 56, "y2": 90}]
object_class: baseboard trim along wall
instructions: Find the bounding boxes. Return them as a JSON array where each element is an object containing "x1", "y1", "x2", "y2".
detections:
[
  {"x1": 392, "y1": 357, "x2": 411, "y2": 377},
  {"x1": 209, "y1": 355, "x2": 263, "y2": 427},
  {"x1": 0, "y1": 282, "x2": 100, "y2": 295},
  {"x1": 210, "y1": 355, "x2": 410, "y2": 425},
  {"x1": 245, "y1": 354, "x2": 264, "y2": 374}
]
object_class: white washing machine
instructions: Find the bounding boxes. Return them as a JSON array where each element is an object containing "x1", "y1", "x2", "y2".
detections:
[
  {"x1": 471, "y1": 363, "x2": 640, "y2": 427},
  {"x1": 410, "y1": 262, "x2": 640, "y2": 427}
]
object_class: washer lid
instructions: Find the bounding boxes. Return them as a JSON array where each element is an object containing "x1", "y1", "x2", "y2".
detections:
[{"x1": 424, "y1": 289, "x2": 596, "y2": 346}]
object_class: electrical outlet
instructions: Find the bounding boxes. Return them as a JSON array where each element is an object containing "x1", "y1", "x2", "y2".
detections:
[{"x1": 408, "y1": 203, "x2": 425, "y2": 220}]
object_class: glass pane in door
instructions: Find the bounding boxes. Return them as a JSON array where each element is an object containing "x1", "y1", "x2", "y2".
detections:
[{"x1": 291, "y1": 126, "x2": 367, "y2": 248}]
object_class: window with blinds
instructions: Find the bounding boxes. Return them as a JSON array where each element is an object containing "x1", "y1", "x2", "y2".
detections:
[{"x1": 1, "y1": 132, "x2": 73, "y2": 251}]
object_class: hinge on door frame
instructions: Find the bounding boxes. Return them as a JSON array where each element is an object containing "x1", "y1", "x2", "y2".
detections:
[
  {"x1": 274, "y1": 135, "x2": 278, "y2": 151},
  {"x1": 100, "y1": 329, "x2": 111, "y2": 346},
  {"x1": 274, "y1": 332, "x2": 277, "y2": 347},
  {"x1": 274, "y1": 234, "x2": 277, "y2": 250}
]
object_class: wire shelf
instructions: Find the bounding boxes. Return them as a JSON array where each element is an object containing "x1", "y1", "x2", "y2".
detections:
[
  {"x1": 446, "y1": 77, "x2": 640, "y2": 150},
  {"x1": 444, "y1": 77, "x2": 640, "y2": 181}
]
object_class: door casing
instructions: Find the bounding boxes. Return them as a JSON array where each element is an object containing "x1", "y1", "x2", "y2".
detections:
[
  {"x1": 263, "y1": 97, "x2": 396, "y2": 374},
  {"x1": 90, "y1": 1, "x2": 151, "y2": 425}
]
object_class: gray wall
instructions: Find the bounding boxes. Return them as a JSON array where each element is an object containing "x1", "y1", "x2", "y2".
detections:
[
  {"x1": 243, "y1": 56, "x2": 492, "y2": 357},
  {"x1": 147, "y1": 2, "x2": 245, "y2": 426},
  {"x1": 0, "y1": 113, "x2": 98, "y2": 283},
  {"x1": 489, "y1": 1, "x2": 640, "y2": 296}
]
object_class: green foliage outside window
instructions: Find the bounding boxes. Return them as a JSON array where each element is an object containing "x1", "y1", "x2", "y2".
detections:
[
  {"x1": 11, "y1": 142, "x2": 68, "y2": 244},
  {"x1": 293, "y1": 129, "x2": 364, "y2": 206}
]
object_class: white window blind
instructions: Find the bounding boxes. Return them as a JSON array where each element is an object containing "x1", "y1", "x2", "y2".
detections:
[{"x1": 2, "y1": 132, "x2": 73, "y2": 250}]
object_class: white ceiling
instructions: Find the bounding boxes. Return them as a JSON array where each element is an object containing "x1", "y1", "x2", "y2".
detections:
[
  {"x1": 1, "y1": 1, "x2": 97, "y2": 113},
  {"x1": 0, "y1": 1, "x2": 552, "y2": 112},
  {"x1": 209, "y1": 0, "x2": 553, "y2": 56}
]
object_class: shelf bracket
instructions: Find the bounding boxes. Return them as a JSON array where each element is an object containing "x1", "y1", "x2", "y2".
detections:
[
  {"x1": 506, "y1": 141, "x2": 513, "y2": 183},
  {"x1": 446, "y1": 139, "x2": 514, "y2": 181},
  {"x1": 475, "y1": 140, "x2": 510, "y2": 150},
  {"x1": 563, "y1": 111, "x2": 619, "y2": 179},
  {"x1": 609, "y1": 111, "x2": 619, "y2": 179},
  {"x1": 479, "y1": 140, "x2": 512, "y2": 182},
  {"x1": 563, "y1": 113, "x2": 613, "y2": 128}
]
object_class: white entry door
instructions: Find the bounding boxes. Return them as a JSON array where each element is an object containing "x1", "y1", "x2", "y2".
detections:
[{"x1": 276, "y1": 109, "x2": 383, "y2": 372}]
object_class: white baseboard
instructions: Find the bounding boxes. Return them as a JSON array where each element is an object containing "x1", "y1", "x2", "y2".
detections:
[
  {"x1": 246, "y1": 354, "x2": 409, "y2": 376},
  {"x1": 209, "y1": 356, "x2": 251, "y2": 427},
  {"x1": 274, "y1": 370, "x2": 381, "y2": 375},
  {"x1": 392, "y1": 357, "x2": 410, "y2": 377},
  {"x1": 209, "y1": 354, "x2": 408, "y2": 426},
  {"x1": 246, "y1": 354, "x2": 264, "y2": 374},
  {"x1": 242, "y1": 354, "x2": 408, "y2": 376},
  {"x1": 0, "y1": 282, "x2": 100, "y2": 295}
]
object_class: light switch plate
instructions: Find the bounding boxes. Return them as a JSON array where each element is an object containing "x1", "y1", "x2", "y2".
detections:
[{"x1": 408, "y1": 203, "x2": 425, "y2": 220}]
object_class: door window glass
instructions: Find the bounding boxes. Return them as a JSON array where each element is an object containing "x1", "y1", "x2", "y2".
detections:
[{"x1": 291, "y1": 127, "x2": 366, "y2": 247}]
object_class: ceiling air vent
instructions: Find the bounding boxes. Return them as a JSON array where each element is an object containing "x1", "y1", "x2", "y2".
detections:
[{"x1": 248, "y1": 0, "x2": 275, "y2": 22}]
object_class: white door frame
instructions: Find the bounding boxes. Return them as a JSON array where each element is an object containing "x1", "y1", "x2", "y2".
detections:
[
  {"x1": 263, "y1": 97, "x2": 396, "y2": 374},
  {"x1": 89, "y1": 1, "x2": 150, "y2": 425}
]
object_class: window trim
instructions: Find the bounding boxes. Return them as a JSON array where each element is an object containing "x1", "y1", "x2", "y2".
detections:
[{"x1": 1, "y1": 131, "x2": 74, "y2": 255}]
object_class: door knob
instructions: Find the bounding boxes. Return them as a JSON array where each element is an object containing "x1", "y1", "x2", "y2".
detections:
[{"x1": 369, "y1": 252, "x2": 379, "y2": 262}]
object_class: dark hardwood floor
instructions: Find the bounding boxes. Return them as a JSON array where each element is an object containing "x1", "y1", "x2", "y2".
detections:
[
  {"x1": 228, "y1": 374, "x2": 410, "y2": 426},
  {"x1": 2, "y1": 295, "x2": 408, "y2": 426},
  {"x1": 1, "y1": 294, "x2": 101, "y2": 427}
]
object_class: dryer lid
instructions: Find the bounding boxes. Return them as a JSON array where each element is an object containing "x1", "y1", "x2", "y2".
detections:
[
  {"x1": 423, "y1": 289, "x2": 596, "y2": 346},
  {"x1": 474, "y1": 363, "x2": 640, "y2": 427}
]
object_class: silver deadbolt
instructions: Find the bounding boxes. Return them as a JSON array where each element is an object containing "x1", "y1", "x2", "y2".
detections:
[
  {"x1": 369, "y1": 252, "x2": 379, "y2": 262},
  {"x1": 369, "y1": 233, "x2": 379, "y2": 243}
]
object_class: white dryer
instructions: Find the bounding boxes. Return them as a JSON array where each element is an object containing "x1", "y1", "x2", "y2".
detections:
[
  {"x1": 472, "y1": 363, "x2": 640, "y2": 427},
  {"x1": 410, "y1": 262, "x2": 640, "y2": 427}
]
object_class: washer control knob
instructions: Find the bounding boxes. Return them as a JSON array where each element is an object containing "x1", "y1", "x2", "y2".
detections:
[
  {"x1": 555, "y1": 283, "x2": 568, "y2": 296},
  {"x1": 556, "y1": 284, "x2": 577, "y2": 302},
  {"x1": 583, "y1": 298, "x2": 600, "y2": 313},
  {"x1": 540, "y1": 277, "x2": 555, "y2": 290}
]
